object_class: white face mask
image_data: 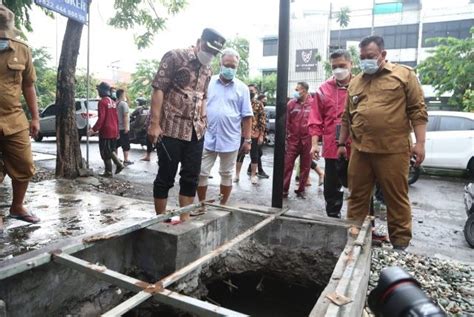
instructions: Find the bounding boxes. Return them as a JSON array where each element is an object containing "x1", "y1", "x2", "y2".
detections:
[
  {"x1": 197, "y1": 50, "x2": 214, "y2": 65},
  {"x1": 360, "y1": 57, "x2": 380, "y2": 74},
  {"x1": 0, "y1": 39, "x2": 9, "y2": 51},
  {"x1": 333, "y1": 68, "x2": 350, "y2": 81}
]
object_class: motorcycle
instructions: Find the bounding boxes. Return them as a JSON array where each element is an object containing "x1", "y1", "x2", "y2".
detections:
[
  {"x1": 128, "y1": 106, "x2": 149, "y2": 147},
  {"x1": 408, "y1": 156, "x2": 421, "y2": 185},
  {"x1": 464, "y1": 182, "x2": 474, "y2": 248}
]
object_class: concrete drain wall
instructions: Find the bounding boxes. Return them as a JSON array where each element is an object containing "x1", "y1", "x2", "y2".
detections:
[{"x1": 0, "y1": 205, "x2": 371, "y2": 316}]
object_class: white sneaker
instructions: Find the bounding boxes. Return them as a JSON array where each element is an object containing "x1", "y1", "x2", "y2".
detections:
[{"x1": 251, "y1": 176, "x2": 258, "y2": 184}]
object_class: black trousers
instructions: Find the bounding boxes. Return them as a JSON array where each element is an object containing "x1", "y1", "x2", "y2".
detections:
[
  {"x1": 153, "y1": 130, "x2": 204, "y2": 199},
  {"x1": 237, "y1": 138, "x2": 259, "y2": 164},
  {"x1": 246, "y1": 143, "x2": 264, "y2": 174},
  {"x1": 324, "y1": 158, "x2": 344, "y2": 218},
  {"x1": 99, "y1": 138, "x2": 117, "y2": 161}
]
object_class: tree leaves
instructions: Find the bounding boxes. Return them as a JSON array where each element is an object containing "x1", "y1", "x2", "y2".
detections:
[
  {"x1": 128, "y1": 58, "x2": 160, "y2": 103},
  {"x1": 417, "y1": 27, "x2": 474, "y2": 111},
  {"x1": 336, "y1": 7, "x2": 351, "y2": 29},
  {"x1": 211, "y1": 37, "x2": 250, "y2": 80},
  {"x1": 109, "y1": 0, "x2": 187, "y2": 49}
]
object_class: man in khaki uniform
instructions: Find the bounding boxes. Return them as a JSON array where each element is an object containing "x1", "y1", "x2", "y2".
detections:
[
  {"x1": 337, "y1": 35, "x2": 427, "y2": 250},
  {"x1": 0, "y1": 5, "x2": 40, "y2": 225}
]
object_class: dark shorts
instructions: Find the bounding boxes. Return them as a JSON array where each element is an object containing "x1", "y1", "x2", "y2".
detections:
[
  {"x1": 117, "y1": 130, "x2": 131, "y2": 151},
  {"x1": 153, "y1": 130, "x2": 204, "y2": 199},
  {"x1": 99, "y1": 138, "x2": 117, "y2": 161}
]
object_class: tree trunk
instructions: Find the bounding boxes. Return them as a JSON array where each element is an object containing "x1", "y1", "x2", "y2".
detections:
[{"x1": 55, "y1": 19, "x2": 86, "y2": 178}]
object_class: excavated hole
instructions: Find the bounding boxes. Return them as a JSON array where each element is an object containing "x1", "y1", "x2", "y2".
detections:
[
  {"x1": 204, "y1": 271, "x2": 322, "y2": 316},
  {"x1": 126, "y1": 240, "x2": 334, "y2": 316}
]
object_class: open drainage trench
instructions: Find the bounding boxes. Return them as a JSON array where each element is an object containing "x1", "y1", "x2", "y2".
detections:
[
  {"x1": 127, "y1": 241, "x2": 333, "y2": 317},
  {"x1": 1, "y1": 208, "x2": 351, "y2": 317}
]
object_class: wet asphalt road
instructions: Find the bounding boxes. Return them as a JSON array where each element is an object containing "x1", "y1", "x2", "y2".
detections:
[{"x1": 29, "y1": 138, "x2": 474, "y2": 263}]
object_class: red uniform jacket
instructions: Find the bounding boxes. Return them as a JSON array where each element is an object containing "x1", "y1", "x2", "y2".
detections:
[
  {"x1": 286, "y1": 95, "x2": 313, "y2": 143},
  {"x1": 92, "y1": 96, "x2": 119, "y2": 139},
  {"x1": 309, "y1": 78, "x2": 350, "y2": 159}
]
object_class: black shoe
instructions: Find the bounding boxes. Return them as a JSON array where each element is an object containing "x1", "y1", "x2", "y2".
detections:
[
  {"x1": 294, "y1": 190, "x2": 306, "y2": 199},
  {"x1": 99, "y1": 171, "x2": 113, "y2": 178},
  {"x1": 257, "y1": 172, "x2": 270, "y2": 179},
  {"x1": 247, "y1": 170, "x2": 251, "y2": 176},
  {"x1": 295, "y1": 176, "x2": 300, "y2": 182},
  {"x1": 392, "y1": 244, "x2": 408, "y2": 251},
  {"x1": 123, "y1": 160, "x2": 134, "y2": 166}
]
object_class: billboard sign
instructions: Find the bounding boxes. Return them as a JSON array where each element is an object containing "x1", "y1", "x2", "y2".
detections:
[
  {"x1": 295, "y1": 49, "x2": 319, "y2": 72},
  {"x1": 35, "y1": 0, "x2": 89, "y2": 24}
]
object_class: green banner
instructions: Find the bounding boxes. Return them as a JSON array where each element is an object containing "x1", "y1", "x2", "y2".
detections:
[{"x1": 374, "y1": 2, "x2": 403, "y2": 14}]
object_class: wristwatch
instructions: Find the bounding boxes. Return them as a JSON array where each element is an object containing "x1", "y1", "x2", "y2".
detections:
[{"x1": 245, "y1": 138, "x2": 252, "y2": 144}]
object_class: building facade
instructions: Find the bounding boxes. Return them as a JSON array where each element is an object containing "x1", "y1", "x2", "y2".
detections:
[{"x1": 248, "y1": 0, "x2": 473, "y2": 94}]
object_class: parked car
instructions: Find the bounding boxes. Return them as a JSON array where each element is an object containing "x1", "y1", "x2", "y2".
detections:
[
  {"x1": 35, "y1": 99, "x2": 100, "y2": 142},
  {"x1": 414, "y1": 111, "x2": 474, "y2": 177},
  {"x1": 264, "y1": 105, "x2": 276, "y2": 147}
]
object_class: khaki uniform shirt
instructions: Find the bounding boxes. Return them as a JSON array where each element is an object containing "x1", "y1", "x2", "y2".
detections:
[
  {"x1": 0, "y1": 37, "x2": 36, "y2": 136},
  {"x1": 152, "y1": 47, "x2": 212, "y2": 141},
  {"x1": 342, "y1": 62, "x2": 428, "y2": 154}
]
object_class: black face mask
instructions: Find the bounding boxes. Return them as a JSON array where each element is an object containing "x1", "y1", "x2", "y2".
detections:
[{"x1": 250, "y1": 92, "x2": 256, "y2": 100}]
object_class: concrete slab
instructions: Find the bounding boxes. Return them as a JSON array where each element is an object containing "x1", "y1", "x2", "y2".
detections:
[{"x1": 0, "y1": 179, "x2": 154, "y2": 260}]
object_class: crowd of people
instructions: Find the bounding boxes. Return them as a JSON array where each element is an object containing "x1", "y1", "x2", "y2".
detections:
[
  {"x1": 0, "y1": 2, "x2": 428, "y2": 251},
  {"x1": 144, "y1": 28, "x2": 428, "y2": 249}
]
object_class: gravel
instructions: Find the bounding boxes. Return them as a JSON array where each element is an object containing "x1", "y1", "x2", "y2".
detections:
[{"x1": 366, "y1": 246, "x2": 474, "y2": 316}]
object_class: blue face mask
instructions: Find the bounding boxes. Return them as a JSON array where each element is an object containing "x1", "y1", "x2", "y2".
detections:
[
  {"x1": 360, "y1": 57, "x2": 380, "y2": 74},
  {"x1": 220, "y1": 66, "x2": 236, "y2": 81},
  {"x1": 293, "y1": 91, "x2": 301, "y2": 99},
  {"x1": 0, "y1": 40, "x2": 9, "y2": 51}
]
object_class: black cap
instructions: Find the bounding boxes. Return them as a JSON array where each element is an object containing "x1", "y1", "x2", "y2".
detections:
[
  {"x1": 201, "y1": 28, "x2": 226, "y2": 55},
  {"x1": 97, "y1": 82, "x2": 111, "y2": 97},
  {"x1": 97, "y1": 82, "x2": 111, "y2": 91}
]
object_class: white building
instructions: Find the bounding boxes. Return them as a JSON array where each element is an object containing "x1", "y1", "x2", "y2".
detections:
[{"x1": 248, "y1": 0, "x2": 474, "y2": 94}]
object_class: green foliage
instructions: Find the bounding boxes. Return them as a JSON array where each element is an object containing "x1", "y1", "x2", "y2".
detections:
[
  {"x1": 211, "y1": 37, "x2": 250, "y2": 79},
  {"x1": 32, "y1": 47, "x2": 56, "y2": 108},
  {"x1": 3, "y1": 0, "x2": 34, "y2": 32},
  {"x1": 6, "y1": 1, "x2": 187, "y2": 49},
  {"x1": 417, "y1": 28, "x2": 474, "y2": 112},
  {"x1": 75, "y1": 69, "x2": 100, "y2": 99},
  {"x1": 127, "y1": 59, "x2": 160, "y2": 103},
  {"x1": 336, "y1": 7, "x2": 351, "y2": 29},
  {"x1": 335, "y1": 6, "x2": 351, "y2": 48},
  {"x1": 324, "y1": 46, "x2": 361, "y2": 79},
  {"x1": 109, "y1": 0, "x2": 187, "y2": 49},
  {"x1": 245, "y1": 73, "x2": 277, "y2": 104}
]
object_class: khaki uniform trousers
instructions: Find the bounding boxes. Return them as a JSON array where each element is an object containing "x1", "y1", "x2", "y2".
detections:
[{"x1": 347, "y1": 149, "x2": 412, "y2": 246}]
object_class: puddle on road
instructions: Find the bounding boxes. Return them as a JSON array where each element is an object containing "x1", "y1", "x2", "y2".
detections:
[{"x1": 0, "y1": 179, "x2": 154, "y2": 260}]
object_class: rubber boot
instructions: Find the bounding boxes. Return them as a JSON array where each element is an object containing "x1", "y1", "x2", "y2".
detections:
[
  {"x1": 101, "y1": 159, "x2": 113, "y2": 177},
  {"x1": 111, "y1": 152, "x2": 125, "y2": 175}
]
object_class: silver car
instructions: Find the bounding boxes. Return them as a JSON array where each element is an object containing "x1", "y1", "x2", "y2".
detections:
[{"x1": 35, "y1": 99, "x2": 99, "y2": 142}]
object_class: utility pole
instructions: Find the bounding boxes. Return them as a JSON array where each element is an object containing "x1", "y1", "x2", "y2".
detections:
[
  {"x1": 272, "y1": 0, "x2": 290, "y2": 208},
  {"x1": 371, "y1": 0, "x2": 376, "y2": 35}
]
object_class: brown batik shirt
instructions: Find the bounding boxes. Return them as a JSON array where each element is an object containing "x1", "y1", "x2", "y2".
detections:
[
  {"x1": 251, "y1": 99, "x2": 266, "y2": 139},
  {"x1": 152, "y1": 47, "x2": 212, "y2": 141}
]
